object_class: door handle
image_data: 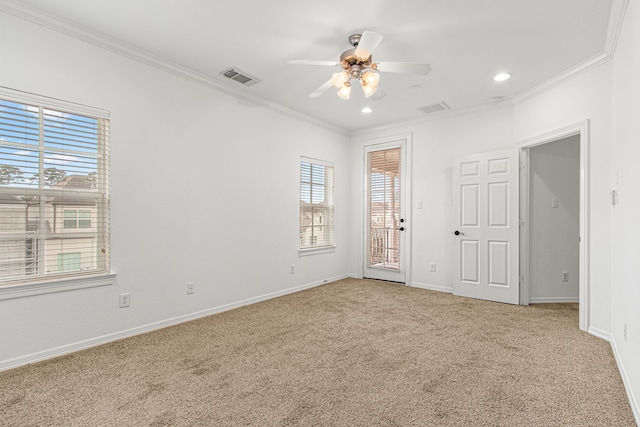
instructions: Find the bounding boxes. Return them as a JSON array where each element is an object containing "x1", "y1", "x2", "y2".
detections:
[
  {"x1": 398, "y1": 227, "x2": 405, "y2": 231},
  {"x1": 453, "y1": 230, "x2": 464, "y2": 236}
]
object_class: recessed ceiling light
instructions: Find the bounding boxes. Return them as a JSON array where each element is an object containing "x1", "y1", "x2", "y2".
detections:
[
  {"x1": 361, "y1": 107, "x2": 373, "y2": 114},
  {"x1": 494, "y1": 73, "x2": 511, "y2": 82}
]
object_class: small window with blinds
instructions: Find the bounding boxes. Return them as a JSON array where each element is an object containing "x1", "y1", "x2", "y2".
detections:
[
  {"x1": 300, "y1": 157, "x2": 334, "y2": 251},
  {"x1": 0, "y1": 95, "x2": 109, "y2": 286}
]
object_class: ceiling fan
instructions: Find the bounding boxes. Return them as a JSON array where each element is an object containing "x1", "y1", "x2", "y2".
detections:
[{"x1": 288, "y1": 31, "x2": 431, "y2": 100}]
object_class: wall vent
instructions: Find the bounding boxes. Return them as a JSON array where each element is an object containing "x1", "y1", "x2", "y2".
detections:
[
  {"x1": 220, "y1": 67, "x2": 261, "y2": 86},
  {"x1": 418, "y1": 101, "x2": 451, "y2": 114}
]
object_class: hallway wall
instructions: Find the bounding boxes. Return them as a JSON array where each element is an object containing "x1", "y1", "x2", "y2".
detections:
[{"x1": 529, "y1": 135, "x2": 580, "y2": 302}]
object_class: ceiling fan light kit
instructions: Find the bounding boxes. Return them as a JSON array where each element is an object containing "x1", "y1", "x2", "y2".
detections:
[
  {"x1": 362, "y1": 71, "x2": 380, "y2": 87},
  {"x1": 331, "y1": 71, "x2": 349, "y2": 88},
  {"x1": 337, "y1": 82, "x2": 352, "y2": 99},
  {"x1": 288, "y1": 31, "x2": 431, "y2": 101}
]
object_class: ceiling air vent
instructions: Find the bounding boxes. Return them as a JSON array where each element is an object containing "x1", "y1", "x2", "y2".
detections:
[
  {"x1": 418, "y1": 101, "x2": 451, "y2": 114},
  {"x1": 220, "y1": 67, "x2": 261, "y2": 87}
]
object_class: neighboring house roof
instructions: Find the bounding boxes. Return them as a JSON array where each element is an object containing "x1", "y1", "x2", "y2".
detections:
[
  {"x1": 50, "y1": 175, "x2": 97, "y2": 206},
  {"x1": 0, "y1": 195, "x2": 25, "y2": 205},
  {"x1": 53, "y1": 175, "x2": 96, "y2": 190},
  {"x1": 0, "y1": 175, "x2": 97, "y2": 206}
]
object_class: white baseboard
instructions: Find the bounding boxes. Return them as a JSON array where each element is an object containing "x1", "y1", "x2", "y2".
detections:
[
  {"x1": 610, "y1": 336, "x2": 640, "y2": 425},
  {"x1": 529, "y1": 296, "x2": 579, "y2": 304},
  {"x1": 410, "y1": 282, "x2": 453, "y2": 294},
  {"x1": 0, "y1": 274, "x2": 348, "y2": 372},
  {"x1": 588, "y1": 326, "x2": 610, "y2": 342}
]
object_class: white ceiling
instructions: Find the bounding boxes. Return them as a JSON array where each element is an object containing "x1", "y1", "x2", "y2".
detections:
[{"x1": 6, "y1": 0, "x2": 616, "y2": 133}]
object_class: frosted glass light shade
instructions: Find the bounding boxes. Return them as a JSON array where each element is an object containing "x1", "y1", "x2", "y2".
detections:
[
  {"x1": 332, "y1": 71, "x2": 349, "y2": 88},
  {"x1": 337, "y1": 82, "x2": 352, "y2": 99},
  {"x1": 362, "y1": 71, "x2": 380, "y2": 87},
  {"x1": 362, "y1": 82, "x2": 378, "y2": 97}
]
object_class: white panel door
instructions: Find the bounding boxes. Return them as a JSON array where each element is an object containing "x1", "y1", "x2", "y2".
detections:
[{"x1": 452, "y1": 149, "x2": 519, "y2": 304}]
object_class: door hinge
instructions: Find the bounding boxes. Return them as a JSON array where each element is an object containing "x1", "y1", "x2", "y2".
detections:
[
  {"x1": 519, "y1": 218, "x2": 525, "y2": 227},
  {"x1": 519, "y1": 161, "x2": 525, "y2": 170},
  {"x1": 519, "y1": 275, "x2": 524, "y2": 284}
]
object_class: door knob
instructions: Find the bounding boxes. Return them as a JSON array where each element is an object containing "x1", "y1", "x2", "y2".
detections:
[
  {"x1": 399, "y1": 227, "x2": 405, "y2": 231},
  {"x1": 453, "y1": 230, "x2": 464, "y2": 236}
]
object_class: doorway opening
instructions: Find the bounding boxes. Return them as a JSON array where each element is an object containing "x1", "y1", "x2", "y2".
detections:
[{"x1": 519, "y1": 120, "x2": 590, "y2": 332}]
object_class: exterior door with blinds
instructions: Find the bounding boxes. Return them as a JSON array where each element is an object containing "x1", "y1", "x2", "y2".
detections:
[{"x1": 364, "y1": 140, "x2": 407, "y2": 283}]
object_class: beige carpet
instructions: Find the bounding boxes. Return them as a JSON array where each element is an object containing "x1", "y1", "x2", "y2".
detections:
[{"x1": 0, "y1": 278, "x2": 636, "y2": 426}]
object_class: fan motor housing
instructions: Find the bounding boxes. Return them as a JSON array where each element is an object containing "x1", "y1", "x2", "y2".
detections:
[{"x1": 339, "y1": 48, "x2": 372, "y2": 70}]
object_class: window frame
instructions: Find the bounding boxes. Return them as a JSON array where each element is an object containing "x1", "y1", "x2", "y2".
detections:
[
  {"x1": 0, "y1": 87, "x2": 113, "y2": 300},
  {"x1": 63, "y1": 209, "x2": 92, "y2": 230},
  {"x1": 299, "y1": 156, "x2": 335, "y2": 255}
]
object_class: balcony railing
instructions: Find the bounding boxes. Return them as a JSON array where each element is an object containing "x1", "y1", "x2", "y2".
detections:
[{"x1": 369, "y1": 227, "x2": 399, "y2": 270}]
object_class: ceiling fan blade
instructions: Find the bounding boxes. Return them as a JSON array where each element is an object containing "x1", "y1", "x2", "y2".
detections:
[
  {"x1": 309, "y1": 79, "x2": 334, "y2": 98},
  {"x1": 287, "y1": 59, "x2": 340, "y2": 67},
  {"x1": 371, "y1": 86, "x2": 387, "y2": 101},
  {"x1": 375, "y1": 62, "x2": 431, "y2": 75},
  {"x1": 354, "y1": 31, "x2": 383, "y2": 59}
]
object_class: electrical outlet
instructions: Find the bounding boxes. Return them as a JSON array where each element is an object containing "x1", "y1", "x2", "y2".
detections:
[
  {"x1": 187, "y1": 282, "x2": 195, "y2": 295},
  {"x1": 290, "y1": 264, "x2": 295, "y2": 274},
  {"x1": 561, "y1": 271, "x2": 569, "y2": 282},
  {"x1": 119, "y1": 293, "x2": 130, "y2": 308},
  {"x1": 430, "y1": 263, "x2": 436, "y2": 272},
  {"x1": 624, "y1": 322, "x2": 627, "y2": 342}
]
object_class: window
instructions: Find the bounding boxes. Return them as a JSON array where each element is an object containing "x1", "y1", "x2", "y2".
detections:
[
  {"x1": 57, "y1": 252, "x2": 81, "y2": 272},
  {"x1": 0, "y1": 92, "x2": 110, "y2": 286},
  {"x1": 63, "y1": 209, "x2": 92, "y2": 229},
  {"x1": 300, "y1": 157, "x2": 334, "y2": 250}
]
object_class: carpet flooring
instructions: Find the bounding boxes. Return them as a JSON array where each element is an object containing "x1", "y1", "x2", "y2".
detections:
[{"x1": 0, "y1": 278, "x2": 636, "y2": 426}]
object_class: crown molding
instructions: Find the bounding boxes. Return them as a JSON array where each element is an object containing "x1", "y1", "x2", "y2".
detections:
[
  {"x1": 0, "y1": 0, "x2": 348, "y2": 136},
  {"x1": 604, "y1": 0, "x2": 630, "y2": 57},
  {"x1": 511, "y1": 51, "x2": 610, "y2": 106},
  {"x1": 512, "y1": 0, "x2": 628, "y2": 106}
]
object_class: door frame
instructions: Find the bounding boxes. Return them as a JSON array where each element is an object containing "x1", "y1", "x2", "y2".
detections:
[
  {"x1": 518, "y1": 120, "x2": 590, "y2": 332},
  {"x1": 362, "y1": 133, "x2": 412, "y2": 285}
]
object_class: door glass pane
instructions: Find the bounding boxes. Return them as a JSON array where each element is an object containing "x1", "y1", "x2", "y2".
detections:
[{"x1": 367, "y1": 148, "x2": 401, "y2": 270}]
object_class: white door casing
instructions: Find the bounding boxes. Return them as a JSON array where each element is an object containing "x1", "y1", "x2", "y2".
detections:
[
  {"x1": 452, "y1": 149, "x2": 519, "y2": 304},
  {"x1": 518, "y1": 120, "x2": 590, "y2": 331}
]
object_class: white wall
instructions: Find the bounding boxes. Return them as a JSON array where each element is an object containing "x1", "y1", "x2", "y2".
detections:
[
  {"x1": 513, "y1": 62, "x2": 613, "y2": 336},
  {"x1": 529, "y1": 135, "x2": 580, "y2": 302},
  {"x1": 0, "y1": 12, "x2": 350, "y2": 367},
  {"x1": 611, "y1": 0, "x2": 640, "y2": 420},
  {"x1": 350, "y1": 62, "x2": 613, "y2": 337},
  {"x1": 349, "y1": 106, "x2": 515, "y2": 289}
]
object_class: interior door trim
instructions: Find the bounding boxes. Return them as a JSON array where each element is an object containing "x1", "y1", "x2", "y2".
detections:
[{"x1": 518, "y1": 120, "x2": 590, "y2": 332}]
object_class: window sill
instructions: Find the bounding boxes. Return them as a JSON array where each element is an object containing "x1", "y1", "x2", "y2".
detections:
[
  {"x1": 298, "y1": 246, "x2": 337, "y2": 257},
  {"x1": 0, "y1": 273, "x2": 116, "y2": 301}
]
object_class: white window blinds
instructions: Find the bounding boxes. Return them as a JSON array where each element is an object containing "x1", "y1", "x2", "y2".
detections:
[
  {"x1": 300, "y1": 157, "x2": 334, "y2": 250},
  {"x1": 0, "y1": 93, "x2": 110, "y2": 285}
]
